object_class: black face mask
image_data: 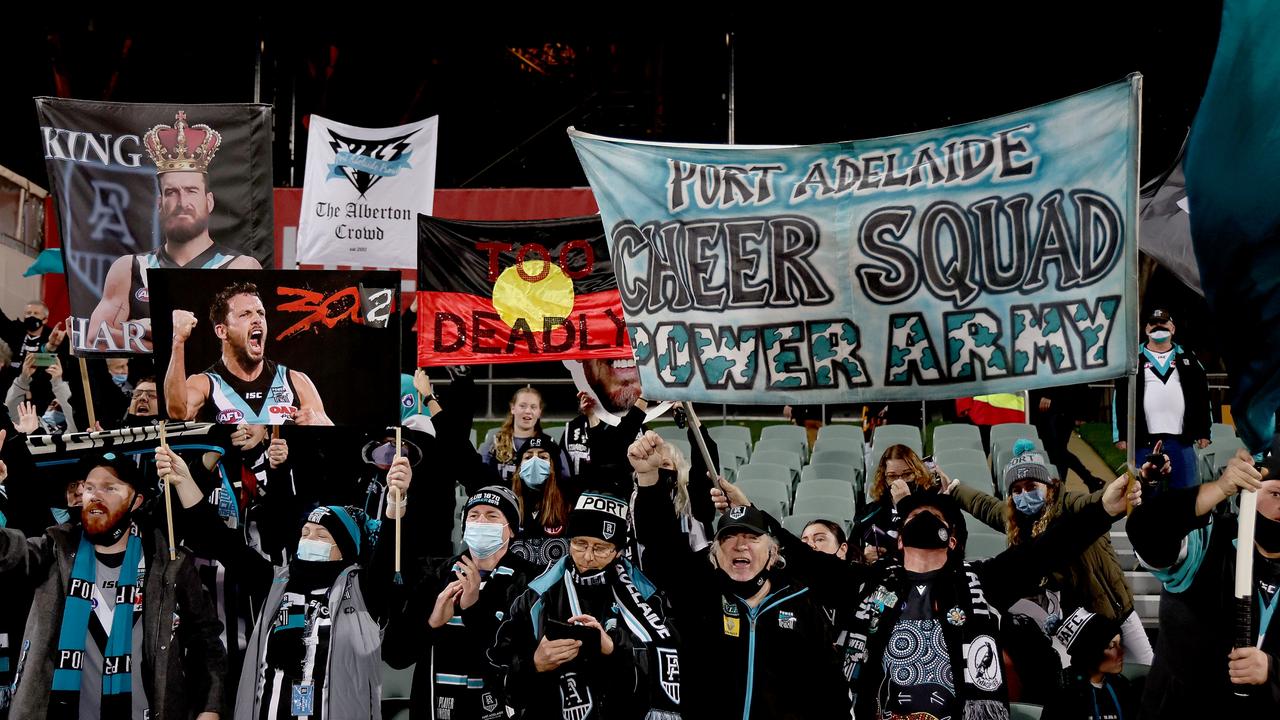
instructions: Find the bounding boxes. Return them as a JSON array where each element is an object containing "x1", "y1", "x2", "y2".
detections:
[
  {"x1": 1257, "y1": 512, "x2": 1280, "y2": 554},
  {"x1": 901, "y1": 510, "x2": 951, "y2": 550},
  {"x1": 717, "y1": 564, "x2": 771, "y2": 599},
  {"x1": 23, "y1": 316, "x2": 44, "y2": 333}
]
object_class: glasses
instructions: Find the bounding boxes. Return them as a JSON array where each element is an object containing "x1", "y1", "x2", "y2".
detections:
[
  {"x1": 885, "y1": 471, "x2": 916, "y2": 482},
  {"x1": 569, "y1": 539, "x2": 616, "y2": 558}
]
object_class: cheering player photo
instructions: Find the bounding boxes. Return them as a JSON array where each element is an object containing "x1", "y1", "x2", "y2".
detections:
[{"x1": 164, "y1": 281, "x2": 332, "y2": 425}]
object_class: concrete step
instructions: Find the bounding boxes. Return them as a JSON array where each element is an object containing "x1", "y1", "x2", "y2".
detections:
[
  {"x1": 1132, "y1": 594, "x2": 1161, "y2": 622},
  {"x1": 1125, "y1": 570, "x2": 1162, "y2": 595},
  {"x1": 1109, "y1": 531, "x2": 1132, "y2": 553}
]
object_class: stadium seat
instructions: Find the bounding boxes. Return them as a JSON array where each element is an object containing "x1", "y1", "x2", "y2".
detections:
[
  {"x1": 382, "y1": 662, "x2": 415, "y2": 700},
  {"x1": 795, "y1": 477, "x2": 857, "y2": 504},
  {"x1": 816, "y1": 424, "x2": 862, "y2": 443},
  {"x1": 735, "y1": 478, "x2": 790, "y2": 517},
  {"x1": 1210, "y1": 422, "x2": 1236, "y2": 442},
  {"x1": 735, "y1": 463, "x2": 793, "y2": 490},
  {"x1": 932, "y1": 424, "x2": 983, "y2": 452},
  {"x1": 990, "y1": 422, "x2": 1039, "y2": 445},
  {"x1": 812, "y1": 449, "x2": 862, "y2": 470},
  {"x1": 760, "y1": 424, "x2": 810, "y2": 461},
  {"x1": 790, "y1": 496, "x2": 856, "y2": 526},
  {"x1": 750, "y1": 450, "x2": 802, "y2": 483},
  {"x1": 755, "y1": 438, "x2": 802, "y2": 458},
  {"x1": 655, "y1": 425, "x2": 687, "y2": 442},
  {"x1": 801, "y1": 463, "x2": 856, "y2": 486},
  {"x1": 782, "y1": 512, "x2": 845, "y2": 535},
  {"x1": 709, "y1": 425, "x2": 753, "y2": 451},
  {"x1": 1009, "y1": 703, "x2": 1043, "y2": 720},
  {"x1": 873, "y1": 424, "x2": 923, "y2": 454},
  {"x1": 964, "y1": 533, "x2": 1008, "y2": 560}
]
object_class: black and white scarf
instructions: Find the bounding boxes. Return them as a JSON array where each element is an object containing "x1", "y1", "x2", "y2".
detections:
[
  {"x1": 846, "y1": 562, "x2": 1009, "y2": 720},
  {"x1": 536, "y1": 558, "x2": 682, "y2": 720}
]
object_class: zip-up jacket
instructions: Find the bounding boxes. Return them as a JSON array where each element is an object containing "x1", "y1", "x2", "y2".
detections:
[
  {"x1": 0, "y1": 523, "x2": 226, "y2": 719},
  {"x1": 633, "y1": 484, "x2": 848, "y2": 719}
]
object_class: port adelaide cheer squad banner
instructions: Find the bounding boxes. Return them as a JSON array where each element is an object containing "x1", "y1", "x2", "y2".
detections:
[{"x1": 569, "y1": 77, "x2": 1142, "y2": 404}]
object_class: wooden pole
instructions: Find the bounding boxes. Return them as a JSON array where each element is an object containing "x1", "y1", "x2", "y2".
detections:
[
  {"x1": 394, "y1": 426, "x2": 402, "y2": 576},
  {"x1": 681, "y1": 402, "x2": 725, "y2": 499},
  {"x1": 77, "y1": 357, "x2": 97, "y2": 430},
  {"x1": 160, "y1": 422, "x2": 175, "y2": 560}
]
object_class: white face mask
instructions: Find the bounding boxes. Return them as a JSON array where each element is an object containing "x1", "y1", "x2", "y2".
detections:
[
  {"x1": 1148, "y1": 329, "x2": 1172, "y2": 343},
  {"x1": 296, "y1": 538, "x2": 335, "y2": 562}
]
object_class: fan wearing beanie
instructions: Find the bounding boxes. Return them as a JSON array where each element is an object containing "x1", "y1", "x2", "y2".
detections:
[
  {"x1": 1043, "y1": 607, "x2": 1136, "y2": 720},
  {"x1": 491, "y1": 492, "x2": 682, "y2": 719},
  {"x1": 160, "y1": 444, "x2": 414, "y2": 719},
  {"x1": 703, "y1": 428, "x2": 1140, "y2": 720},
  {"x1": 950, "y1": 437, "x2": 1154, "y2": 665},
  {"x1": 382, "y1": 485, "x2": 541, "y2": 720}
]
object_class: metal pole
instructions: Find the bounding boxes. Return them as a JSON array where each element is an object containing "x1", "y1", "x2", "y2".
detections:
[
  {"x1": 288, "y1": 62, "x2": 297, "y2": 187},
  {"x1": 253, "y1": 32, "x2": 262, "y2": 104},
  {"x1": 1023, "y1": 390, "x2": 1031, "y2": 424},
  {"x1": 726, "y1": 32, "x2": 735, "y2": 144}
]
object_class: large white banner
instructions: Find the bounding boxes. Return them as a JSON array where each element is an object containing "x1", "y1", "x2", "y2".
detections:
[
  {"x1": 570, "y1": 78, "x2": 1141, "y2": 404},
  {"x1": 297, "y1": 114, "x2": 438, "y2": 269}
]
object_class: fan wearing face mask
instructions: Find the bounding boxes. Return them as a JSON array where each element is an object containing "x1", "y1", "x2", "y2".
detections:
[
  {"x1": 1112, "y1": 307, "x2": 1212, "y2": 491},
  {"x1": 161, "y1": 445, "x2": 411, "y2": 719},
  {"x1": 950, "y1": 438, "x2": 1154, "y2": 665},
  {"x1": 381, "y1": 485, "x2": 539, "y2": 720},
  {"x1": 491, "y1": 492, "x2": 681, "y2": 720},
  {"x1": 629, "y1": 431, "x2": 848, "y2": 720},
  {"x1": 705, "y1": 432, "x2": 1141, "y2": 720},
  {"x1": 1127, "y1": 441, "x2": 1280, "y2": 716},
  {"x1": 507, "y1": 435, "x2": 577, "y2": 566}
]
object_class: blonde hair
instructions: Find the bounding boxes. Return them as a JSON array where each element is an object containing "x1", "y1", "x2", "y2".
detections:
[
  {"x1": 1005, "y1": 482, "x2": 1061, "y2": 545},
  {"x1": 494, "y1": 386, "x2": 545, "y2": 464},
  {"x1": 666, "y1": 443, "x2": 692, "y2": 515},
  {"x1": 870, "y1": 444, "x2": 931, "y2": 501}
]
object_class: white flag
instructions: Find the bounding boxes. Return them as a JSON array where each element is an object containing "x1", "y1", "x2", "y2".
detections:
[{"x1": 297, "y1": 114, "x2": 438, "y2": 269}]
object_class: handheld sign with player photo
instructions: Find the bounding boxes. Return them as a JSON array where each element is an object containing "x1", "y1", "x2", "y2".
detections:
[{"x1": 149, "y1": 268, "x2": 400, "y2": 427}]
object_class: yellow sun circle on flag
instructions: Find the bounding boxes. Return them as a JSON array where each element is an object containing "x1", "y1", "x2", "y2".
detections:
[{"x1": 492, "y1": 259, "x2": 575, "y2": 330}]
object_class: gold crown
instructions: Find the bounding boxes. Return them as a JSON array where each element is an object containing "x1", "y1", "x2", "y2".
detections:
[{"x1": 142, "y1": 110, "x2": 222, "y2": 174}]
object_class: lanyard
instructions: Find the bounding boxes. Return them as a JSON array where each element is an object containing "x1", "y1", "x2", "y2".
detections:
[
  {"x1": 1090, "y1": 680, "x2": 1122, "y2": 720},
  {"x1": 1258, "y1": 586, "x2": 1279, "y2": 647}
]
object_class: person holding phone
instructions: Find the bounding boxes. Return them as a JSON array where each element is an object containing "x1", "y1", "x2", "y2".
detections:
[
  {"x1": 490, "y1": 492, "x2": 681, "y2": 720},
  {"x1": 5, "y1": 353, "x2": 79, "y2": 434}
]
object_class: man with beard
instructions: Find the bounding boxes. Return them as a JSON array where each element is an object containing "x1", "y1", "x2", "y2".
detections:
[
  {"x1": 88, "y1": 111, "x2": 261, "y2": 351},
  {"x1": 580, "y1": 358, "x2": 643, "y2": 416},
  {"x1": 165, "y1": 282, "x2": 331, "y2": 425},
  {"x1": 0, "y1": 452, "x2": 226, "y2": 719}
]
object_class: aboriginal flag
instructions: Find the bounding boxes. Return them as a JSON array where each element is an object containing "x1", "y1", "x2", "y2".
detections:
[{"x1": 417, "y1": 215, "x2": 633, "y2": 366}]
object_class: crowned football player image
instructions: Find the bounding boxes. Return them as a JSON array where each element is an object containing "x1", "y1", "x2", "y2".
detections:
[
  {"x1": 87, "y1": 111, "x2": 261, "y2": 351},
  {"x1": 165, "y1": 281, "x2": 332, "y2": 426}
]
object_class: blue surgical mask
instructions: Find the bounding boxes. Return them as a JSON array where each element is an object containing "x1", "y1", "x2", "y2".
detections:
[
  {"x1": 1148, "y1": 329, "x2": 1172, "y2": 343},
  {"x1": 296, "y1": 538, "x2": 335, "y2": 562},
  {"x1": 463, "y1": 522, "x2": 507, "y2": 559},
  {"x1": 111, "y1": 373, "x2": 129, "y2": 388},
  {"x1": 519, "y1": 457, "x2": 551, "y2": 488},
  {"x1": 51, "y1": 507, "x2": 71, "y2": 525},
  {"x1": 1013, "y1": 487, "x2": 1047, "y2": 516},
  {"x1": 42, "y1": 410, "x2": 65, "y2": 429}
]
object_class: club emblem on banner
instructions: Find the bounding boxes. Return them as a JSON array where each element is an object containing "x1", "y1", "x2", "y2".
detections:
[{"x1": 326, "y1": 129, "x2": 418, "y2": 196}]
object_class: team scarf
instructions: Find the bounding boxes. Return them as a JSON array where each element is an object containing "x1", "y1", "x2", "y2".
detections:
[
  {"x1": 533, "y1": 557, "x2": 682, "y2": 720},
  {"x1": 846, "y1": 562, "x2": 1009, "y2": 720},
  {"x1": 50, "y1": 525, "x2": 146, "y2": 719}
]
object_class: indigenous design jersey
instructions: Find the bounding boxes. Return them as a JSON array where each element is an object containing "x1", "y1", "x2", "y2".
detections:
[
  {"x1": 128, "y1": 242, "x2": 244, "y2": 319},
  {"x1": 202, "y1": 358, "x2": 299, "y2": 425}
]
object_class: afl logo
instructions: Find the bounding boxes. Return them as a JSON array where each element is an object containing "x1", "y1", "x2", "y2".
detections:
[
  {"x1": 217, "y1": 409, "x2": 245, "y2": 424},
  {"x1": 134, "y1": 287, "x2": 149, "y2": 302}
]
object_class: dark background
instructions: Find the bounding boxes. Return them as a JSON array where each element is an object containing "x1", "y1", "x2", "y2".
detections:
[
  {"x1": 0, "y1": 9, "x2": 1227, "y2": 418},
  {"x1": 148, "y1": 268, "x2": 400, "y2": 427}
]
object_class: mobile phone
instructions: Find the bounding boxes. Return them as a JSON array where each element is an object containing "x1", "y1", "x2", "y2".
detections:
[
  {"x1": 923, "y1": 455, "x2": 940, "y2": 485},
  {"x1": 30, "y1": 352, "x2": 57, "y2": 368},
  {"x1": 545, "y1": 619, "x2": 601, "y2": 656}
]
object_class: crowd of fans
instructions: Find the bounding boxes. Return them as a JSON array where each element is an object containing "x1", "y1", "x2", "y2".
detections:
[{"x1": 0, "y1": 298, "x2": 1275, "y2": 719}]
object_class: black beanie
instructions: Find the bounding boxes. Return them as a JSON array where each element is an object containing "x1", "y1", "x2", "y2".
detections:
[
  {"x1": 1054, "y1": 607, "x2": 1121, "y2": 671},
  {"x1": 304, "y1": 505, "x2": 366, "y2": 563},
  {"x1": 464, "y1": 485, "x2": 521, "y2": 530},
  {"x1": 566, "y1": 493, "x2": 630, "y2": 547}
]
